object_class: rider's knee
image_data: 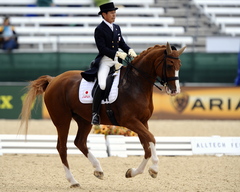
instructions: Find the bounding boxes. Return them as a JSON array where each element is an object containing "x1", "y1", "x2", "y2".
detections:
[{"x1": 99, "y1": 82, "x2": 106, "y2": 90}]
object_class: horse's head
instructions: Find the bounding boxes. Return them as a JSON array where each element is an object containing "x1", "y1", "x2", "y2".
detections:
[{"x1": 155, "y1": 42, "x2": 186, "y2": 96}]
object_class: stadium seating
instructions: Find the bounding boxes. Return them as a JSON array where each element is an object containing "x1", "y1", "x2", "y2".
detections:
[
  {"x1": 193, "y1": 0, "x2": 240, "y2": 8},
  {"x1": 203, "y1": 7, "x2": 240, "y2": 18},
  {"x1": 0, "y1": 7, "x2": 164, "y2": 17},
  {"x1": 193, "y1": 0, "x2": 240, "y2": 37},
  {"x1": 9, "y1": 16, "x2": 173, "y2": 27},
  {"x1": 0, "y1": 0, "x2": 155, "y2": 7},
  {"x1": 15, "y1": 26, "x2": 184, "y2": 36},
  {"x1": 1, "y1": 0, "x2": 239, "y2": 52},
  {"x1": 0, "y1": 3, "x2": 193, "y2": 51},
  {"x1": 17, "y1": 36, "x2": 192, "y2": 51},
  {"x1": 224, "y1": 28, "x2": 240, "y2": 37}
]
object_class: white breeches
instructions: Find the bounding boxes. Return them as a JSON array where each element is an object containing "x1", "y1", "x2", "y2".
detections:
[{"x1": 98, "y1": 55, "x2": 118, "y2": 90}]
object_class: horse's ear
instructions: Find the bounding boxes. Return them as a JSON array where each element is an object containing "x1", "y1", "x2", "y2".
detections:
[
  {"x1": 177, "y1": 46, "x2": 187, "y2": 56},
  {"x1": 166, "y1": 42, "x2": 172, "y2": 55}
]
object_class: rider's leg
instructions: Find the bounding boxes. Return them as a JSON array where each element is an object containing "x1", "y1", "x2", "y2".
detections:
[
  {"x1": 98, "y1": 61, "x2": 111, "y2": 90},
  {"x1": 91, "y1": 56, "x2": 117, "y2": 125},
  {"x1": 91, "y1": 86, "x2": 104, "y2": 125}
]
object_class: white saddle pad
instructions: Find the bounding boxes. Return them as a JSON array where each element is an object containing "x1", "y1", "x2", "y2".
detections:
[{"x1": 79, "y1": 71, "x2": 120, "y2": 104}]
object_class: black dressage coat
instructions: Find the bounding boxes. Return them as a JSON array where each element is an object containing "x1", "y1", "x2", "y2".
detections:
[{"x1": 81, "y1": 21, "x2": 130, "y2": 81}]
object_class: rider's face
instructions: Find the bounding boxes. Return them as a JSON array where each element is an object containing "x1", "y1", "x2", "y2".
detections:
[{"x1": 102, "y1": 10, "x2": 116, "y2": 24}]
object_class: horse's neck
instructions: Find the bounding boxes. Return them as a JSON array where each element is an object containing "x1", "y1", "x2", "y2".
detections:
[
  {"x1": 131, "y1": 50, "x2": 160, "y2": 81},
  {"x1": 120, "y1": 58, "x2": 155, "y2": 95}
]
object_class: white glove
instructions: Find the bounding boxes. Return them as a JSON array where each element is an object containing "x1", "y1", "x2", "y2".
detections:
[
  {"x1": 116, "y1": 51, "x2": 127, "y2": 60},
  {"x1": 115, "y1": 63, "x2": 122, "y2": 71},
  {"x1": 128, "y1": 49, "x2": 137, "y2": 58}
]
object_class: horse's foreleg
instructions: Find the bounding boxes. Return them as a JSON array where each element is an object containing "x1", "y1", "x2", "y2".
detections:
[
  {"x1": 63, "y1": 165, "x2": 80, "y2": 188},
  {"x1": 125, "y1": 157, "x2": 150, "y2": 178},
  {"x1": 125, "y1": 132, "x2": 152, "y2": 178},
  {"x1": 148, "y1": 142, "x2": 159, "y2": 178},
  {"x1": 125, "y1": 141, "x2": 159, "y2": 178},
  {"x1": 124, "y1": 119, "x2": 159, "y2": 178}
]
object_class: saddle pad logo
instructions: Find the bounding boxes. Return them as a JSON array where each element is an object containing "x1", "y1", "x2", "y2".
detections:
[
  {"x1": 82, "y1": 90, "x2": 91, "y2": 99},
  {"x1": 171, "y1": 92, "x2": 189, "y2": 113}
]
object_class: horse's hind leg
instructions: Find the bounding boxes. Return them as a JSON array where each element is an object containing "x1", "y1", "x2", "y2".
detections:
[
  {"x1": 50, "y1": 114, "x2": 80, "y2": 188},
  {"x1": 73, "y1": 115, "x2": 104, "y2": 179}
]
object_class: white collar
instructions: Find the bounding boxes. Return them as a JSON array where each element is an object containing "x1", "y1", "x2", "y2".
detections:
[{"x1": 103, "y1": 19, "x2": 113, "y2": 31}]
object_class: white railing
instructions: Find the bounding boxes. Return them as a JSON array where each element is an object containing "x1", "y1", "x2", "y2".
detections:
[{"x1": 1, "y1": 134, "x2": 239, "y2": 157}]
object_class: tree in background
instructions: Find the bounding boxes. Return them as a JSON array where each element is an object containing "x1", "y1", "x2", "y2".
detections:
[{"x1": 94, "y1": 0, "x2": 109, "y2": 7}]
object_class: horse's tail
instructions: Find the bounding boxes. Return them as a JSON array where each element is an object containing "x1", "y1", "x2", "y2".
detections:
[{"x1": 19, "y1": 75, "x2": 54, "y2": 135}]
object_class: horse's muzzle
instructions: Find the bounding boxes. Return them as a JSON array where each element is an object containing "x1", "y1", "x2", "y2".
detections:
[{"x1": 165, "y1": 86, "x2": 180, "y2": 96}]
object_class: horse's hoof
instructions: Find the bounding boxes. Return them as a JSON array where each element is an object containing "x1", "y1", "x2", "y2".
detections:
[
  {"x1": 94, "y1": 171, "x2": 104, "y2": 180},
  {"x1": 70, "y1": 183, "x2": 80, "y2": 188},
  {"x1": 125, "y1": 168, "x2": 133, "y2": 178},
  {"x1": 148, "y1": 168, "x2": 158, "y2": 178}
]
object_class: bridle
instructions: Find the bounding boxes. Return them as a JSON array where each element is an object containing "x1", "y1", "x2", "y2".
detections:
[
  {"x1": 155, "y1": 54, "x2": 180, "y2": 87},
  {"x1": 124, "y1": 54, "x2": 180, "y2": 91}
]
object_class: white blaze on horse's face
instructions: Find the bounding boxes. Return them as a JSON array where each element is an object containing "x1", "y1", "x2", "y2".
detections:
[
  {"x1": 174, "y1": 70, "x2": 181, "y2": 94},
  {"x1": 165, "y1": 70, "x2": 181, "y2": 96},
  {"x1": 164, "y1": 42, "x2": 185, "y2": 96}
]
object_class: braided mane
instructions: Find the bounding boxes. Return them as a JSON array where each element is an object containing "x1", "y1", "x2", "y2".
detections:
[
  {"x1": 132, "y1": 45, "x2": 166, "y2": 65},
  {"x1": 139, "y1": 45, "x2": 166, "y2": 57}
]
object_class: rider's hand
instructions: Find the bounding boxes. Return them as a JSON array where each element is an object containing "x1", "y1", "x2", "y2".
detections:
[
  {"x1": 128, "y1": 49, "x2": 137, "y2": 58},
  {"x1": 116, "y1": 51, "x2": 127, "y2": 60}
]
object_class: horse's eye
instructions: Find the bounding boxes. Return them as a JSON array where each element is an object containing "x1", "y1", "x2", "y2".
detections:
[{"x1": 167, "y1": 64, "x2": 173, "y2": 69}]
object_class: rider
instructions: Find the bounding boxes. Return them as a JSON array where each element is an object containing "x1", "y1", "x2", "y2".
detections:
[{"x1": 81, "y1": 2, "x2": 137, "y2": 125}]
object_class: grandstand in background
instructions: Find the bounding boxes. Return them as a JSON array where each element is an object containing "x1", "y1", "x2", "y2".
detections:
[{"x1": 0, "y1": 0, "x2": 239, "y2": 53}]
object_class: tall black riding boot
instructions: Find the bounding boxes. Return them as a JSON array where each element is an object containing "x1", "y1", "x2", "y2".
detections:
[{"x1": 91, "y1": 87, "x2": 104, "y2": 125}]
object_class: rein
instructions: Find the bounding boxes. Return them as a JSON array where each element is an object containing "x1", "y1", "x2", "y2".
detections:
[{"x1": 124, "y1": 54, "x2": 179, "y2": 91}]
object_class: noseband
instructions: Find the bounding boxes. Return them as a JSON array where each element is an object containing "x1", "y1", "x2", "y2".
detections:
[{"x1": 124, "y1": 54, "x2": 180, "y2": 91}]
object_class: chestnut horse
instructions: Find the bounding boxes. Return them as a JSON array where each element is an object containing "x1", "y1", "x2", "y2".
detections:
[{"x1": 20, "y1": 42, "x2": 186, "y2": 188}]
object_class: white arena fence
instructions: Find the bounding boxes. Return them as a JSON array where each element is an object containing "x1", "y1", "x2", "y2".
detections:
[{"x1": 0, "y1": 134, "x2": 239, "y2": 157}]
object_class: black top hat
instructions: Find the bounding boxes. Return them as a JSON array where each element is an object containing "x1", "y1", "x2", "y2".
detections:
[{"x1": 98, "y1": 2, "x2": 118, "y2": 15}]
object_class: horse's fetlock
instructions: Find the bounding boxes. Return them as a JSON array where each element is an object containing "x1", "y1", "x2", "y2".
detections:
[{"x1": 152, "y1": 158, "x2": 159, "y2": 165}]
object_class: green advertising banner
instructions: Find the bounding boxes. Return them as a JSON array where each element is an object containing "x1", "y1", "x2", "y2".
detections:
[{"x1": 0, "y1": 85, "x2": 42, "y2": 119}]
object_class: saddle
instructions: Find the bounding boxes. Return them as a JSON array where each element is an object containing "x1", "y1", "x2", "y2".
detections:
[{"x1": 80, "y1": 63, "x2": 121, "y2": 125}]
